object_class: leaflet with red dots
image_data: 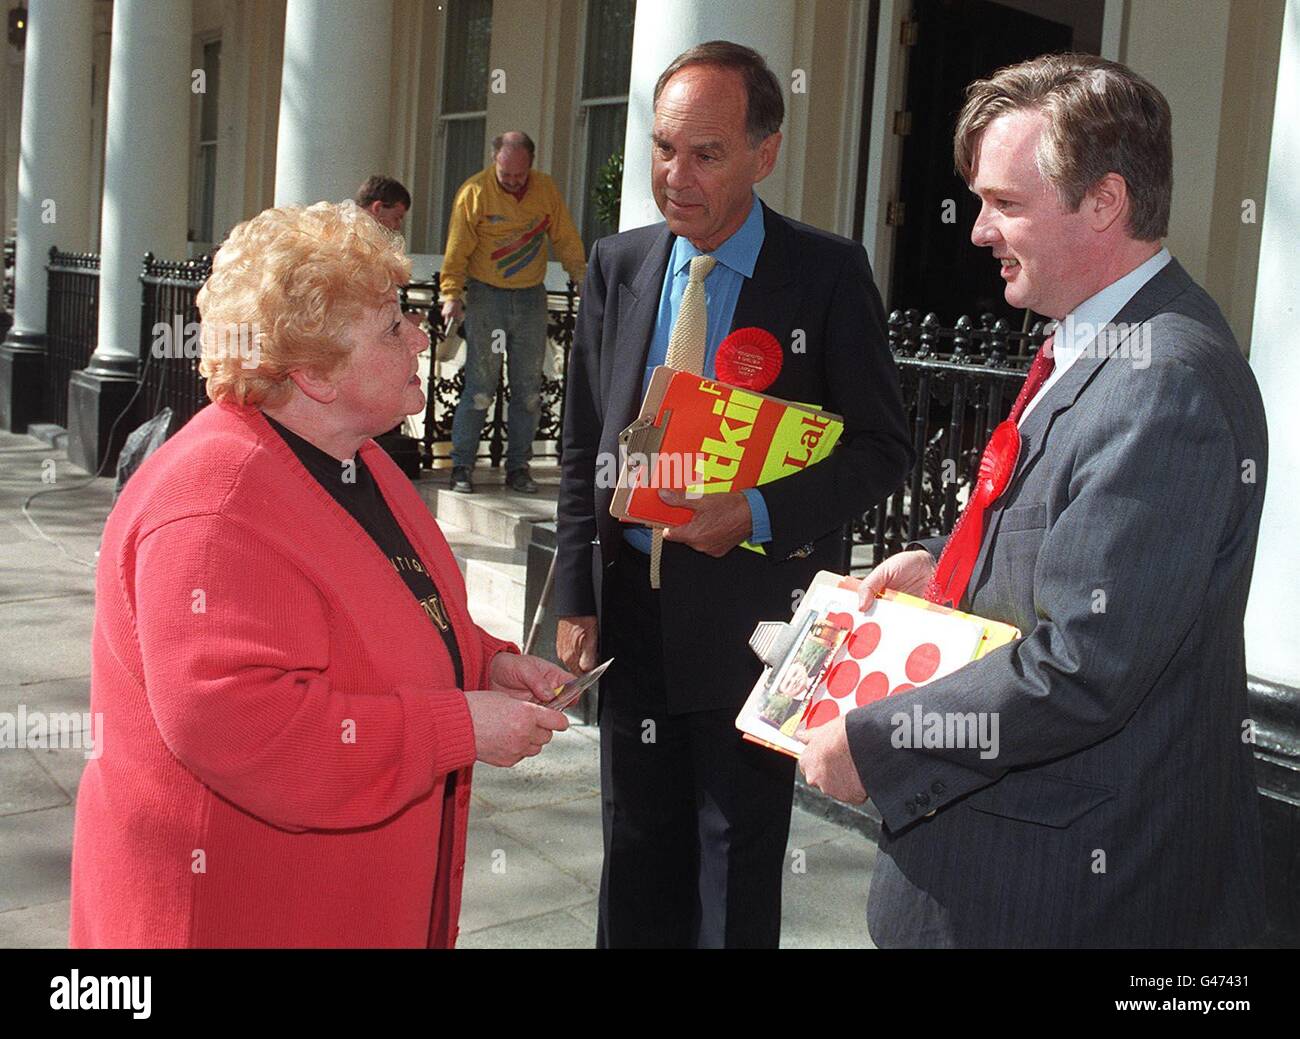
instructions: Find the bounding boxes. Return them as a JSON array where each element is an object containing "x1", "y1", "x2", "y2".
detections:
[{"x1": 736, "y1": 571, "x2": 1020, "y2": 758}]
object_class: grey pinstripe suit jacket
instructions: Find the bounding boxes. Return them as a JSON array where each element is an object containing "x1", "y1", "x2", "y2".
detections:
[{"x1": 846, "y1": 258, "x2": 1268, "y2": 947}]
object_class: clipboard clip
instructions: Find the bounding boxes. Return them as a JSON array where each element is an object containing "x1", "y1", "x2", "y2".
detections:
[
  {"x1": 748, "y1": 609, "x2": 815, "y2": 669},
  {"x1": 618, "y1": 411, "x2": 668, "y2": 459},
  {"x1": 617, "y1": 410, "x2": 670, "y2": 487}
]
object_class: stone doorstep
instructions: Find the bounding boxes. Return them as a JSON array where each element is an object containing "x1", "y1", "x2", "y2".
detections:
[
  {"x1": 415, "y1": 463, "x2": 554, "y2": 645},
  {"x1": 465, "y1": 556, "x2": 528, "y2": 625},
  {"x1": 469, "y1": 601, "x2": 526, "y2": 651},
  {"x1": 438, "y1": 525, "x2": 522, "y2": 578},
  {"x1": 26, "y1": 424, "x2": 68, "y2": 452},
  {"x1": 434, "y1": 518, "x2": 529, "y2": 645},
  {"x1": 417, "y1": 482, "x2": 555, "y2": 551}
]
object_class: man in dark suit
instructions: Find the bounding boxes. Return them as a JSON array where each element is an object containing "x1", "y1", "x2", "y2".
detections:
[
  {"x1": 554, "y1": 40, "x2": 912, "y2": 948},
  {"x1": 800, "y1": 53, "x2": 1268, "y2": 948}
]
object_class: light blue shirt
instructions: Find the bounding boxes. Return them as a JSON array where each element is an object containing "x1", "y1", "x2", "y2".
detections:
[
  {"x1": 1020, "y1": 247, "x2": 1172, "y2": 424},
  {"x1": 624, "y1": 194, "x2": 772, "y2": 553}
]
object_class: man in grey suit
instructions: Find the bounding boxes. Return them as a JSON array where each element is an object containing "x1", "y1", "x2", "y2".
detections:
[{"x1": 799, "y1": 53, "x2": 1267, "y2": 947}]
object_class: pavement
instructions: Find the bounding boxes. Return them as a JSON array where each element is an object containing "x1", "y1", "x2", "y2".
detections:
[{"x1": 0, "y1": 427, "x2": 879, "y2": 949}]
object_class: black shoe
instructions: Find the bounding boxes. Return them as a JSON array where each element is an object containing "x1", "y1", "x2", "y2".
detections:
[
  {"x1": 505, "y1": 467, "x2": 539, "y2": 494},
  {"x1": 450, "y1": 466, "x2": 474, "y2": 493}
]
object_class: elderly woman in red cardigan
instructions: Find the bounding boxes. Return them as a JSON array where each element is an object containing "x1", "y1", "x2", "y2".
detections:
[{"x1": 69, "y1": 201, "x2": 573, "y2": 947}]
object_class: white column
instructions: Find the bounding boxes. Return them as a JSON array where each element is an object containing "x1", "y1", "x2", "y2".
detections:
[
  {"x1": 91, "y1": 0, "x2": 191, "y2": 371},
  {"x1": 274, "y1": 0, "x2": 393, "y2": 207},
  {"x1": 1244, "y1": 0, "x2": 1300, "y2": 693},
  {"x1": 65, "y1": 0, "x2": 190, "y2": 469},
  {"x1": 0, "y1": 6, "x2": 8, "y2": 241},
  {"x1": 619, "y1": 0, "x2": 796, "y2": 232},
  {"x1": 8, "y1": 0, "x2": 94, "y2": 339}
]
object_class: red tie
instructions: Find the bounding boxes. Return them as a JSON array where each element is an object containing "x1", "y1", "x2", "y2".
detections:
[
  {"x1": 1007, "y1": 334, "x2": 1056, "y2": 423},
  {"x1": 924, "y1": 336, "x2": 1055, "y2": 608}
]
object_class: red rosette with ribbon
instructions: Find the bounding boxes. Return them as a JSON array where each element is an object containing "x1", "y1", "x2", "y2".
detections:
[
  {"x1": 715, "y1": 327, "x2": 783, "y2": 391},
  {"x1": 974, "y1": 418, "x2": 1021, "y2": 506}
]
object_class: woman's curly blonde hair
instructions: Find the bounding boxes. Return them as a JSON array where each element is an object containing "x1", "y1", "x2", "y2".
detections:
[{"x1": 196, "y1": 200, "x2": 413, "y2": 406}]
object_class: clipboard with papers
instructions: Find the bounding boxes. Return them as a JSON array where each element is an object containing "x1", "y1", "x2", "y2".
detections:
[
  {"x1": 736, "y1": 571, "x2": 1022, "y2": 758},
  {"x1": 610, "y1": 366, "x2": 844, "y2": 550}
]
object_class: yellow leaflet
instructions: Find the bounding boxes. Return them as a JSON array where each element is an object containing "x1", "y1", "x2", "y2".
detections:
[{"x1": 740, "y1": 404, "x2": 843, "y2": 555}]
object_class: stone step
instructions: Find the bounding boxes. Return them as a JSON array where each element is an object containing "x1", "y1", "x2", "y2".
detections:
[
  {"x1": 465, "y1": 555, "x2": 529, "y2": 624},
  {"x1": 415, "y1": 466, "x2": 556, "y2": 657},
  {"x1": 27, "y1": 424, "x2": 68, "y2": 452},
  {"x1": 466, "y1": 599, "x2": 526, "y2": 650},
  {"x1": 433, "y1": 514, "x2": 532, "y2": 647},
  {"x1": 415, "y1": 471, "x2": 557, "y2": 551},
  {"x1": 439, "y1": 525, "x2": 524, "y2": 578}
]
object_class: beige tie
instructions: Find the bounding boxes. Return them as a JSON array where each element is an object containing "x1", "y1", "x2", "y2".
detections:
[{"x1": 651, "y1": 254, "x2": 716, "y2": 588}]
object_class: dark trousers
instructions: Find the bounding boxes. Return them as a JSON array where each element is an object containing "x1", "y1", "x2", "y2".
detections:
[{"x1": 596, "y1": 547, "x2": 797, "y2": 948}]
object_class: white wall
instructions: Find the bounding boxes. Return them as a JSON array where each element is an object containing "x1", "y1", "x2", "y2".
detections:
[
  {"x1": 1243, "y1": 0, "x2": 1300, "y2": 688},
  {"x1": 1122, "y1": 0, "x2": 1232, "y2": 286},
  {"x1": 1122, "y1": 0, "x2": 1282, "y2": 351}
]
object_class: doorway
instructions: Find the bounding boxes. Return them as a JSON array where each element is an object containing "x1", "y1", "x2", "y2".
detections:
[{"x1": 885, "y1": 0, "x2": 1104, "y2": 322}]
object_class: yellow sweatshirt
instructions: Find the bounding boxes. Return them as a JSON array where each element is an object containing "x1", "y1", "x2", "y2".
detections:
[{"x1": 438, "y1": 166, "x2": 588, "y2": 301}]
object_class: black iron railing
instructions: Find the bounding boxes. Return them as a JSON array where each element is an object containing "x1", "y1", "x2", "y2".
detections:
[
  {"x1": 412, "y1": 279, "x2": 579, "y2": 469},
  {"x1": 123, "y1": 265, "x2": 579, "y2": 458},
  {"x1": 845, "y1": 309, "x2": 1049, "y2": 570},
  {"x1": 139, "y1": 253, "x2": 212, "y2": 432},
  {"x1": 45, "y1": 247, "x2": 101, "y2": 427},
  {"x1": 2, "y1": 238, "x2": 14, "y2": 325}
]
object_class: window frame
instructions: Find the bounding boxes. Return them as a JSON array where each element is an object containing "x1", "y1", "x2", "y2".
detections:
[
  {"x1": 432, "y1": 0, "x2": 493, "y2": 251},
  {"x1": 572, "y1": 0, "x2": 635, "y2": 248},
  {"x1": 187, "y1": 33, "x2": 222, "y2": 255}
]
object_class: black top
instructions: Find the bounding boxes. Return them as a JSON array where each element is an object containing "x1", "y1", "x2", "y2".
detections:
[{"x1": 267, "y1": 415, "x2": 465, "y2": 689}]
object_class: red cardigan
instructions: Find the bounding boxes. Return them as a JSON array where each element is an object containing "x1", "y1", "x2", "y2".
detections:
[{"x1": 69, "y1": 401, "x2": 514, "y2": 947}]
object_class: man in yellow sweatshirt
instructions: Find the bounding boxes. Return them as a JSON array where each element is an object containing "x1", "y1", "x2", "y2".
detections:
[{"x1": 440, "y1": 131, "x2": 587, "y2": 494}]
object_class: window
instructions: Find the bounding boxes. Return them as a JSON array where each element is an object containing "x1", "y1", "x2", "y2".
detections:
[
  {"x1": 578, "y1": 0, "x2": 635, "y2": 246},
  {"x1": 189, "y1": 39, "x2": 221, "y2": 248},
  {"x1": 436, "y1": 0, "x2": 493, "y2": 249}
]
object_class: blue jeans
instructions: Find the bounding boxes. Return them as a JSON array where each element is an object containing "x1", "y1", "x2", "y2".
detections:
[{"x1": 450, "y1": 280, "x2": 548, "y2": 471}]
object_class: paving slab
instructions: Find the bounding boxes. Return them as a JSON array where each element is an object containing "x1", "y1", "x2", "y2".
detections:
[
  {"x1": 0, "y1": 677, "x2": 92, "y2": 721},
  {"x1": 0, "y1": 806, "x2": 75, "y2": 913},
  {"x1": 780, "y1": 834, "x2": 877, "y2": 949},
  {"x1": 457, "y1": 907, "x2": 594, "y2": 950},
  {"x1": 788, "y1": 799, "x2": 859, "y2": 850},
  {"x1": 0, "y1": 749, "x2": 73, "y2": 816},
  {"x1": 458, "y1": 819, "x2": 596, "y2": 935},
  {"x1": 0, "y1": 898, "x2": 70, "y2": 949},
  {"x1": 0, "y1": 594, "x2": 95, "y2": 686},
  {"x1": 567, "y1": 897, "x2": 599, "y2": 933},
  {"x1": 27, "y1": 745, "x2": 92, "y2": 803},
  {"x1": 489, "y1": 794, "x2": 604, "y2": 892},
  {"x1": 469, "y1": 725, "x2": 601, "y2": 814},
  {"x1": 0, "y1": 539, "x2": 97, "y2": 604}
]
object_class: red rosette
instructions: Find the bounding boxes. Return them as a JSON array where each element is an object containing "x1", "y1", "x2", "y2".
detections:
[
  {"x1": 715, "y1": 327, "x2": 783, "y2": 391},
  {"x1": 972, "y1": 419, "x2": 1021, "y2": 507},
  {"x1": 924, "y1": 418, "x2": 1023, "y2": 608}
]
